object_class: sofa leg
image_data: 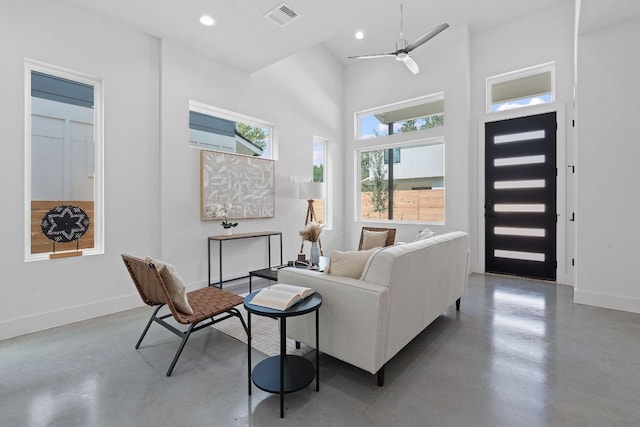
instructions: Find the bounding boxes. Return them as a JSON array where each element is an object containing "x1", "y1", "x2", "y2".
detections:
[
  {"x1": 376, "y1": 366, "x2": 385, "y2": 387},
  {"x1": 295, "y1": 340, "x2": 301, "y2": 349},
  {"x1": 456, "y1": 298, "x2": 461, "y2": 311}
]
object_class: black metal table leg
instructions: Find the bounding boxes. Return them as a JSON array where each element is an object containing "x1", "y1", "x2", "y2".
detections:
[
  {"x1": 280, "y1": 317, "x2": 286, "y2": 418},
  {"x1": 248, "y1": 311, "x2": 252, "y2": 396},
  {"x1": 218, "y1": 240, "x2": 223, "y2": 289},
  {"x1": 316, "y1": 308, "x2": 320, "y2": 391}
]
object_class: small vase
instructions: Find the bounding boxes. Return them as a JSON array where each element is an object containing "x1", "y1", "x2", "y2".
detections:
[
  {"x1": 310, "y1": 241, "x2": 320, "y2": 267},
  {"x1": 223, "y1": 228, "x2": 233, "y2": 236}
]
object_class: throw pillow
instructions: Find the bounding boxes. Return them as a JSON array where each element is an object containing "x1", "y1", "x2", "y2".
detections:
[
  {"x1": 414, "y1": 228, "x2": 436, "y2": 241},
  {"x1": 146, "y1": 257, "x2": 194, "y2": 315},
  {"x1": 361, "y1": 230, "x2": 388, "y2": 250},
  {"x1": 326, "y1": 247, "x2": 381, "y2": 279}
]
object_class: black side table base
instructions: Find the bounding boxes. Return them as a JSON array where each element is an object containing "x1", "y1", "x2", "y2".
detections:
[{"x1": 244, "y1": 292, "x2": 322, "y2": 418}]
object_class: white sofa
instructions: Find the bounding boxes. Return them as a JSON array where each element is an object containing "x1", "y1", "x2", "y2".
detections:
[{"x1": 278, "y1": 231, "x2": 470, "y2": 386}]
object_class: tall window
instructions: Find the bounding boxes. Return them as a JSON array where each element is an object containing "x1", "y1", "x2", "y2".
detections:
[
  {"x1": 25, "y1": 61, "x2": 103, "y2": 260},
  {"x1": 312, "y1": 137, "x2": 327, "y2": 224},
  {"x1": 487, "y1": 62, "x2": 555, "y2": 113},
  {"x1": 189, "y1": 101, "x2": 274, "y2": 159},
  {"x1": 356, "y1": 93, "x2": 445, "y2": 224},
  {"x1": 359, "y1": 139, "x2": 444, "y2": 223}
]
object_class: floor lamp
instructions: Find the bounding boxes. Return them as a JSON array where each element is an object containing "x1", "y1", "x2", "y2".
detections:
[{"x1": 299, "y1": 182, "x2": 324, "y2": 255}]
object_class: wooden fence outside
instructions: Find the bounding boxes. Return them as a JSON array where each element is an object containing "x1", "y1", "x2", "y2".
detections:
[{"x1": 361, "y1": 189, "x2": 444, "y2": 222}]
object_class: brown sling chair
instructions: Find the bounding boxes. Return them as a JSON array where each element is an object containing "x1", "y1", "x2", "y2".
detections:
[
  {"x1": 358, "y1": 227, "x2": 397, "y2": 250},
  {"x1": 121, "y1": 254, "x2": 247, "y2": 376}
]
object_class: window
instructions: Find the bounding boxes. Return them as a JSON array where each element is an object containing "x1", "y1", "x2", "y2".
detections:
[
  {"x1": 359, "y1": 138, "x2": 445, "y2": 223},
  {"x1": 487, "y1": 62, "x2": 555, "y2": 113},
  {"x1": 25, "y1": 61, "x2": 103, "y2": 260},
  {"x1": 356, "y1": 93, "x2": 445, "y2": 223},
  {"x1": 189, "y1": 101, "x2": 274, "y2": 159},
  {"x1": 312, "y1": 137, "x2": 327, "y2": 224},
  {"x1": 357, "y1": 93, "x2": 444, "y2": 140}
]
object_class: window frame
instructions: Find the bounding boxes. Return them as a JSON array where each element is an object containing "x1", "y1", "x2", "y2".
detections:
[
  {"x1": 312, "y1": 136, "x2": 328, "y2": 226},
  {"x1": 355, "y1": 92, "x2": 445, "y2": 141},
  {"x1": 486, "y1": 62, "x2": 556, "y2": 113},
  {"x1": 188, "y1": 100, "x2": 276, "y2": 160},
  {"x1": 356, "y1": 135, "x2": 445, "y2": 225},
  {"x1": 24, "y1": 59, "x2": 104, "y2": 261}
]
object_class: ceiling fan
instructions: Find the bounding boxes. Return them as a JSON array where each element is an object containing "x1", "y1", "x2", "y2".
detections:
[{"x1": 348, "y1": 4, "x2": 449, "y2": 75}]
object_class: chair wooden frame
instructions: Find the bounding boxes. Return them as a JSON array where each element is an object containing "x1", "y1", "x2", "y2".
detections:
[
  {"x1": 358, "y1": 227, "x2": 397, "y2": 250},
  {"x1": 122, "y1": 254, "x2": 248, "y2": 376}
]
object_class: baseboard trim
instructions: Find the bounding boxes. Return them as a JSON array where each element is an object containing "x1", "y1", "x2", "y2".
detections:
[
  {"x1": 0, "y1": 293, "x2": 142, "y2": 341},
  {"x1": 574, "y1": 289, "x2": 640, "y2": 314}
]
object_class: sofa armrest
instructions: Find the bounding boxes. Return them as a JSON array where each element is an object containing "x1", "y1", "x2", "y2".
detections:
[{"x1": 278, "y1": 267, "x2": 390, "y2": 374}]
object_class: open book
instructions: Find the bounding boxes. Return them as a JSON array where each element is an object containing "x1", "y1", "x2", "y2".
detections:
[{"x1": 249, "y1": 283, "x2": 315, "y2": 311}]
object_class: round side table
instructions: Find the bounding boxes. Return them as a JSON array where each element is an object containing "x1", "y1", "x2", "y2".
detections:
[{"x1": 244, "y1": 291, "x2": 322, "y2": 418}]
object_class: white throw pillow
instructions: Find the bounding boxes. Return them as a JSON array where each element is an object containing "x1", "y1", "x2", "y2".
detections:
[
  {"x1": 146, "y1": 257, "x2": 194, "y2": 315},
  {"x1": 361, "y1": 230, "x2": 388, "y2": 250},
  {"x1": 414, "y1": 228, "x2": 436, "y2": 241},
  {"x1": 326, "y1": 248, "x2": 381, "y2": 279}
]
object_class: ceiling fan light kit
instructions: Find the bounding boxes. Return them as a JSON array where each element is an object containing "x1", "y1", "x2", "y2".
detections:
[{"x1": 348, "y1": 4, "x2": 449, "y2": 75}]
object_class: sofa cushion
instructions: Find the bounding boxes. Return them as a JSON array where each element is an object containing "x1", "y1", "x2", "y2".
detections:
[
  {"x1": 146, "y1": 257, "x2": 194, "y2": 315},
  {"x1": 361, "y1": 230, "x2": 388, "y2": 250},
  {"x1": 326, "y1": 247, "x2": 381, "y2": 279}
]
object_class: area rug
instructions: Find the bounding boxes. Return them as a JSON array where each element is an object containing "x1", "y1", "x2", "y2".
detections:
[{"x1": 212, "y1": 302, "x2": 313, "y2": 357}]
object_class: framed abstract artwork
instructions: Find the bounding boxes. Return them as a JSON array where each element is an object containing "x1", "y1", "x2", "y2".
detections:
[{"x1": 200, "y1": 150, "x2": 275, "y2": 220}]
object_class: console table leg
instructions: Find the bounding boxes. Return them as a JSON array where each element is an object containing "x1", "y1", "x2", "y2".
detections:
[
  {"x1": 218, "y1": 240, "x2": 223, "y2": 289},
  {"x1": 248, "y1": 312, "x2": 252, "y2": 396}
]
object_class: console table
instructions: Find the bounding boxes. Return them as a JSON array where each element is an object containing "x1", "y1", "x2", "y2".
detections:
[{"x1": 208, "y1": 231, "x2": 283, "y2": 288}]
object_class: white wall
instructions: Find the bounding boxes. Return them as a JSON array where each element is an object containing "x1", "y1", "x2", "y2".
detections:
[
  {"x1": 0, "y1": 0, "x2": 161, "y2": 339},
  {"x1": 469, "y1": 3, "x2": 576, "y2": 281},
  {"x1": 159, "y1": 40, "x2": 344, "y2": 286},
  {"x1": 0, "y1": 1, "x2": 344, "y2": 339},
  {"x1": 574, "y1": 17, "x2": 640, "y2": 313},
  {"x1": 343, "y1": 25, "x2": 472, "y2": 246}
]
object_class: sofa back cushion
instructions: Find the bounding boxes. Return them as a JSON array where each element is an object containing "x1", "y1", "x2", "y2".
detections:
[
  {"x1": 326, "y1": 247, "x2": 381, "y2": 279},
  {"x1": 360, "y1": 232, "x2": 469, "y2": 288}
]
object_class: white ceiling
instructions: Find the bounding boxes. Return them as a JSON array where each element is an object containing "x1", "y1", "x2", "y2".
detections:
[{"x1": 56, "y1": 0, "x2": 639, "y2": 74}]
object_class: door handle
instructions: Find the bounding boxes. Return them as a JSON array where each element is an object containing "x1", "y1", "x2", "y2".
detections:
[{"x1": 485, "y1": 200, "x2": 496, "y2": 218}]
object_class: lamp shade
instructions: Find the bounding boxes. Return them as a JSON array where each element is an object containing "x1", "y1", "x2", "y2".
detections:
[{"x1": 299, "y1": 182, "x2": 324, "y2": 200}]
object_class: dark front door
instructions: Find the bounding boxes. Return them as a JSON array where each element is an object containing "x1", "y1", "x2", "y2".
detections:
[{"x1": 485, "y1": 112, "x2": 557, "y2": 280}]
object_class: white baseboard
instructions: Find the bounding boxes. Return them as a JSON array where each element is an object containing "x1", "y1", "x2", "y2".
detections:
[
  {"x1": 574, "y1": 289, "x2": 640, "y2": 314},
  {"x1": 0, "y1": 294, "x2": 143, "y2": 341}
]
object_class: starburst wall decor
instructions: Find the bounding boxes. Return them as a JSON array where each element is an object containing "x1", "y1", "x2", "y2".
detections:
[{"x1": 41, "y1": 205, "x2": 90, "y2": 257}]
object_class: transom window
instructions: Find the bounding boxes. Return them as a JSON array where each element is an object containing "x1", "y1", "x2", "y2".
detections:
[
  {"x1": 188, "y1": 101, "x2": 274, "y2": 159},
  {"x1": 486, "y1": 62, "x2": 555, "y2": 113},
  {"x1": 357, "y1": 93, "x2": 444, "y2": 140}
]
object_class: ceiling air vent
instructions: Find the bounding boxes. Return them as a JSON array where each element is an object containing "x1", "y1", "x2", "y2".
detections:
[{"x1": 265, "y1": 3, "x2": 300, "y2": 27}]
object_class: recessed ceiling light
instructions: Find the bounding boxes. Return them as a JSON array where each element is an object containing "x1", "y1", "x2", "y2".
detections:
[
  {"x1": 200, "y1": 15, "x2": 216, "y2": 26},
  {"x1": 355, "y1": 31, "x2": 364, "y2": 40}
]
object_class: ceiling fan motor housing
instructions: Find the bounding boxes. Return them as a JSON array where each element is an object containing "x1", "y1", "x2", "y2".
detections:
[{"x1": 395, "y1": 39, "x2": 409, "y2": 53}]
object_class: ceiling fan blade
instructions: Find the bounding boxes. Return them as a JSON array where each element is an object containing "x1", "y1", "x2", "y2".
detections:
[
  {"x1": 348, "y1": 53, "x2": 396, "y2": 60},
  {"x1": 406, "y1": 23, "x2": 449, "y2": 52},
  {"x1": 402, "y1": 56, "x2": 419, "y2": 75}
]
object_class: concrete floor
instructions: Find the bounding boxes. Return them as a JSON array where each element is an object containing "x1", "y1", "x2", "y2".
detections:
[{"x1": 1, "y1": 273, "x2": 640, "y2": 426}]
